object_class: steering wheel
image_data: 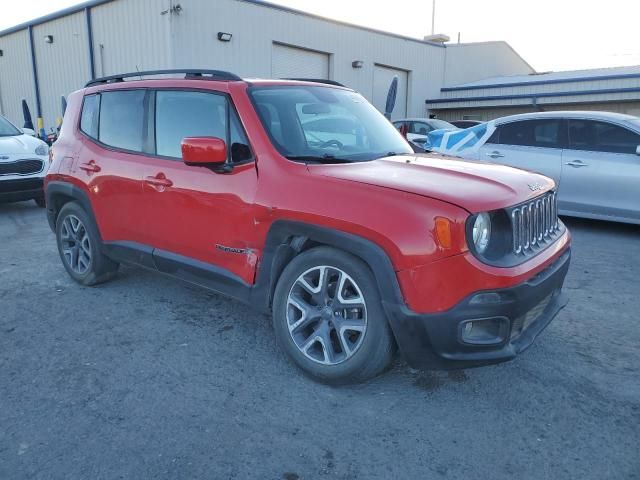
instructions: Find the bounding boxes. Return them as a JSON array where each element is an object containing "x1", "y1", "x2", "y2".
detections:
[{"x1": 318, "y1": 139, "x2": 344, "y2": 149}]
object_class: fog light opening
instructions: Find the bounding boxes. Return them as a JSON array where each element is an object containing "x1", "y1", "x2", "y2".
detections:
[{"x1": 460, "y1": 317, "x2": 508, "y2": 345}]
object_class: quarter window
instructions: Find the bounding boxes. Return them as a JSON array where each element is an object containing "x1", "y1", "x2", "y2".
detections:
[
  {"x1": 99, "y1": 90, "x2": 146, "y2": 152},
  {"x1": 568, "y1": 120, "x2": 640, "y2": 154},
  {"x1": 495, "y1": 120, "x2": 561, "y2": 148},
  {"x1": 80, "y1": 94, "x2": 99, "y2": 139}
]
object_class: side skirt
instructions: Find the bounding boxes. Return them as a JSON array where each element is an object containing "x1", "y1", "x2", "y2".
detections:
[{"x1": 102, "y1": 241, "x2": 252, "y2": 304}]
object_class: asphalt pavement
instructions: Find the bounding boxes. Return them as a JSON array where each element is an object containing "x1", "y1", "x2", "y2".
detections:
[{"x1": 1, "y1": 201, "x2": 638, "y2": 479}]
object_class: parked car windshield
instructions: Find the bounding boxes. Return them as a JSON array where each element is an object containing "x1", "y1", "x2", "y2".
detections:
[
  {"x1": 429, "y1": 119, "x2": 457, "y2": 130},
  {"x1": 0, "y1": 116, "x2": 21, "y2": 137},
  {"x1": 250, "y1": 86, "x2": 413, "y2": 162}
]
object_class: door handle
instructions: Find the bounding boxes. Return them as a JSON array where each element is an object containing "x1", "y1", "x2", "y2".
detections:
[
  {"x1": 144, "y1": 174, "x2": 173, "y2": 188},
  {"x1": 565, "y1": 160, "x2": 588, "y2": 168},
  {"x1": 486, "y1": 151, "x2": 505, "y2": 159},
  {"x1": 79, "y1": 160, "x2": 101, "y2": 173}
]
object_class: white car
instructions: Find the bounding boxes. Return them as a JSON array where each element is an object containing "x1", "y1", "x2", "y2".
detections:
[
  {"x1": 0, "y1": 114, "x2": 50, "y2": 207},
  {"x1": 392, "y1": 118, "x2": 458, "y2": 147},
  {"x1": 426, "y1": 111, "x2": 640, "y2": 225}
]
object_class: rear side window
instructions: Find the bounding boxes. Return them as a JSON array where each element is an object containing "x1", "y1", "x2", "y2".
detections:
[
  {"x1": 496, "y1": 120, "x2": 561, "y2": 148},
  {"x1": 99, "y1": 90, "x2": 146, "y2": 152},
  {"x1": 568, "y1": 120, "x2": 640, "y2": 154},
  {"x1": 80, "y1": 94, "x2": 99, "y2": 139}
]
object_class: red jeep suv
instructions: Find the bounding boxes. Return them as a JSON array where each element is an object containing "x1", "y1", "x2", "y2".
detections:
[{"x1": 45, "y1": 70, "x2": 571, "y2": 383}]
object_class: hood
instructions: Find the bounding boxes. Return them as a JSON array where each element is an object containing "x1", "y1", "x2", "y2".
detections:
[
  {"x1": 0, "y1": 134, "x2": 44, "y2": 155},
  {"x1": 308, "y1": 154, "x2": 555, "y2": 213}
]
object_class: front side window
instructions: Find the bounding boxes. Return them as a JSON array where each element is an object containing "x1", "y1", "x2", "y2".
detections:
[
  {"x1": 99, "y1": 90, "x2": 146, "y2": 152},
  {"x1": 568, "y1": 120, "x2": 640, "y2": 154},
  {"x1": 497, "y1": 120, "x2": 561, "y2": 148},
  {"x1": 155, "y1": 90, "x2": 252, "y2": 163},
  {"x1": 251, "y1": 86, "x2": 412, "y2": 162},
  {"x1": 410, "y1": 122, "x2": 432, "y2": 135},
  {"x1": 0, "y1": 115, "x2": 21, "y2": 137},
  {"x1": 80, "y1": 94, "x2": 100, "y2": 139}
]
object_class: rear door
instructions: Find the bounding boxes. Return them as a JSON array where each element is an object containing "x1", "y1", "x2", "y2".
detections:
[
  {"x1": 477, "y1": 119, "x2": 563, "y2": 183},
  {"x1": 141, "y1": 89, "x2": 258, "y2": 286},
  {"x1": 561, "y1": 119, "x2": 640, "y2": 221},
  {"x1": 77, "y1": 89, "x2": 153, "y2": 247}
]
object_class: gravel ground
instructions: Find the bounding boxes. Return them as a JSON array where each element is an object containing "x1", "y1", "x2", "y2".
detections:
[{"x1": 1, "y1": 201, "x2": 638, "y2": 480}]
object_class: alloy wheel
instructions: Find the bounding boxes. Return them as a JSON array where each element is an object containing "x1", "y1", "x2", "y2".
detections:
[
  {"x1": 286, "y1": 265, "x2": 367, "y2": 365},
  {"x1": 60, "y1": 214, "x2": 92, "y2": 275}
]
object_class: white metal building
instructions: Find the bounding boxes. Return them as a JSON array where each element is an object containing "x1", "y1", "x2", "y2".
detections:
[
  {"x1": 428, "y1": 65, "x2": 640, "y2": 121},
  {"x1": 0, "y1": 0, "x2": 532, "y2": 132}
]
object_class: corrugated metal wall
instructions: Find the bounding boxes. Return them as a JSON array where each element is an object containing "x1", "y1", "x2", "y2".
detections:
[
  {"x1": 90, "y1": 0, "x2": 170, "y2": 77},
  {"x1": 444, "y1": 42, "x2": 534, "y2": 87},
  {"x1": 33, "y1": 11, "x2": 90, "y2": 131},
  {"x1": 0, "y1": 30, "x2": 36, "y2": 126},
  {"x1": 169, "y1": 0, "x2": 445, "y2": 117}
]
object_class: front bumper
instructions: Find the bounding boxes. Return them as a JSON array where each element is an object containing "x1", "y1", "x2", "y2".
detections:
[
  {"x1": 385, "y1": 248, "x2": 571, "y2": 370},
  {"x1": 0, "y1": 177, "x2": 44, "y2": 203}
]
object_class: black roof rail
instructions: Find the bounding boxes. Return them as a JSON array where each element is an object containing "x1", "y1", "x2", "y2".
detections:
[
  {"x1": 85, "y1": 69, "x2": 243, "y2": 88},
  {"x1": 285, "y1": 78, "x2": 346, "y2": 87}
]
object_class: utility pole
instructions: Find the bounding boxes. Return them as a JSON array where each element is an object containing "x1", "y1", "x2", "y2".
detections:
[{"x1": 431, "y1": 0, "x2": 436, "y2": 35}]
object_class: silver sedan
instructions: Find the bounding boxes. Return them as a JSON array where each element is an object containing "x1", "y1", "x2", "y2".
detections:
[{"x1": 426, "y1": 111, "x2": 640, "y2": 225}]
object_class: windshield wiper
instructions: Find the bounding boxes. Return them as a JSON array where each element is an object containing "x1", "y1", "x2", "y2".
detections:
[{"x1": 286, "y1": 154, "x2": 354, "y2": 164}]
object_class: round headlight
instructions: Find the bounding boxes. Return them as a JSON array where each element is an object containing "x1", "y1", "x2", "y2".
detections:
[
  {"x1": 35, "y1": 144, "x2": 48, "y2": 156},
  {"x1": 472, "y1": 213, "x2": 492, "y2": 254}
]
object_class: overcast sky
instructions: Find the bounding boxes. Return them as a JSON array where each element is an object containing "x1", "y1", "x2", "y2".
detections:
[{"x1": 2, "y1": 0, "x2": 639, "y2": 72}]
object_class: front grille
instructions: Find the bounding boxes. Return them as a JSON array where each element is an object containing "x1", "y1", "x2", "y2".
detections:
[
  {"x1": 510, "y1": 191, "x2": 560, "y2": 256},
  {"x1": 0, "y1": 159, "x2": 44, "y2": 176},
  {"x1": 511, "y1": 293, "x2": 552, "y2": 340}
]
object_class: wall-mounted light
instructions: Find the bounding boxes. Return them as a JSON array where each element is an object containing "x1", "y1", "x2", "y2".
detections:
[
  {"x1": 217, "y1": 32, "x2": 232, "y2": 42},
  {"x1": 352, "y1": 60, "x2": 364, "y2": 69},
  {"x1": 44, "y1": 35, "x2": 54, "y2": 44}
]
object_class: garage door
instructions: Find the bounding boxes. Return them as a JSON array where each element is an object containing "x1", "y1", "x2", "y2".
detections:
[
  {"x1": 272, "y1": 43, "x2": 330, "y2": 80},
  {"x1": 373, "y1": 65, "x2": 408, "y2": 120}
]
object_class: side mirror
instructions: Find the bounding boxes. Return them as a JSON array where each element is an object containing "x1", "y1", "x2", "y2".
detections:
[
  {"x1": 636, "y1": 145, "x2": 640, "y2": 156},
  {"x1": 181, "y1": 137, "x2": 228, "y2": 168},
  {"x1": 21, "y1": 128, "x2": 35, "y2": 136}
]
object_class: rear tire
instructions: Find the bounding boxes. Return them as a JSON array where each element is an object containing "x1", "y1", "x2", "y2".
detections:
[
  {"x1": 272, "y1": 246, "x2": 395, "y2": 384},
  {"x1": 55, "y1": 201, "x2": 118, "y2": 286}
]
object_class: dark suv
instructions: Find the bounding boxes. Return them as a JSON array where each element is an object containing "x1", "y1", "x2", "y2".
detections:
[{"x1": 45, "y1": 70, "x2": 571, "y2": 383}]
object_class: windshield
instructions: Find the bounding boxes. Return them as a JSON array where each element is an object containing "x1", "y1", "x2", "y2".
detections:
[
  {"x1": 0, "y1": 116, "x2": 21, "y2": 137},
  {"x1": 429, "y1": 119, "x2": 457, "y2": 130},
  {"x1": 250, "y1": 86, "x2": 413, "y2": 162}
]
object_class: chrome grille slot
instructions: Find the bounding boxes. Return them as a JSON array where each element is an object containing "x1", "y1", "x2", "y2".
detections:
[{"x1": 510, "y1": 191, "x2": 560, "y2": 256}]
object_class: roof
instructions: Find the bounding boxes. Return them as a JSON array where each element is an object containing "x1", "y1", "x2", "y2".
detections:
[
  {"x1": 443, "y1": 65, "x2": 640, "y2": 91},
  {"x1": 0, "y1": 0, "x2": 446, "y2": 48},
  {"x1": 492, "y1": 110, "x2": 640, "y2": 124}
]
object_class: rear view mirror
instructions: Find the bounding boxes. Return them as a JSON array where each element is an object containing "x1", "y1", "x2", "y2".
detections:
[
  {"x1": 302, "y1": 103, "x2": 331, "y2": 115},
  {"x1": 181, "y1": 137, "x2": 227, "y2": 167},
  {"x1": 21, "y1": 127, "x2": 35, "y2": 136}
]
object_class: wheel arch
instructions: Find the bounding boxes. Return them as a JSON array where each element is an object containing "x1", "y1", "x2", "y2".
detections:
[
  {"x1": 45, "y1": 181, "x2": 102, "y2": 241},
  {"x1": 249, "y1": 220, "x2": 404, "y2": 314}
]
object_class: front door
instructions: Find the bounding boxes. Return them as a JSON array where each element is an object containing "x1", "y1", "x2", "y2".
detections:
[
  {"x1": 561, "y1": 119, "x2": 640, "y2": 221},
  {"x1": 477, "y1": 119, "x2": 564, "y2": 184},
  {"x1": 141, "y1": 89, "x2": 258, "y2": 286}
]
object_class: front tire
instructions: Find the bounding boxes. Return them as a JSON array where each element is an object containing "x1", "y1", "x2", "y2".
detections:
[
  {"x1": 55, "y1": 202, "x2": 118, "y2": 286},
  {"x1": 272, "y1": 246, "x2": 395, "y2": 384}
]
